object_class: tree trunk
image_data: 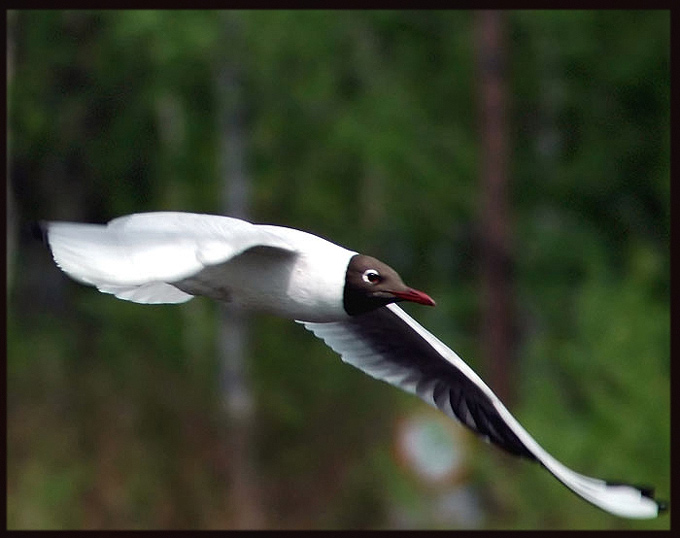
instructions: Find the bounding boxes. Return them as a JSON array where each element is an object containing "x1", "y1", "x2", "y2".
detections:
[
  {"x1": 475, "y1": 10, "x2": 516, "y2": 405},
  {"x1": 217, "y1": 11, "x2": 265, "y2": 529}
]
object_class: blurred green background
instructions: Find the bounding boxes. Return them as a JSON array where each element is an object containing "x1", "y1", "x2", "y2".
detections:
[{"x1": 7, "y1": 10, "x2": 669, "y2": 530}]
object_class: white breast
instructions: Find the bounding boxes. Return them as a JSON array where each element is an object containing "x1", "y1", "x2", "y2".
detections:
[{"x1": 254, "y1": 225, "x2": 357, "y2": 322}]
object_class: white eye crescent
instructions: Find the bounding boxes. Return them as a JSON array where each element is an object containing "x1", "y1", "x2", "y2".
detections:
[{"x1": 362, "y1": 269, "x2": 381, "y2": 284}]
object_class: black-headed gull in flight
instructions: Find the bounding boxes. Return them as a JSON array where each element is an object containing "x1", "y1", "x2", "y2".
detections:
[{"x1": 41, "y1": 211, "x2": 665, "y2": 519}]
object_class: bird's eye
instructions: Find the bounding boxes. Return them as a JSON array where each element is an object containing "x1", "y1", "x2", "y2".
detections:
[{"x1": 362, "y1": 269, "x2": 382, "y2": 284}]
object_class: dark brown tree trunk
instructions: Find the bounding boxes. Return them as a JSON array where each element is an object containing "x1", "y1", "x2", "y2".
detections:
[{"x1": 475, "y1": 10, "x2": 516, "y2": 405}]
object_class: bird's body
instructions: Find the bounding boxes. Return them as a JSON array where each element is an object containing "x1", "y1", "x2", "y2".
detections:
[
  {"x1": 174, "y1": 223, "x2": 357, "y2": 322},
  {"x1": 42, "y1": 211, "x2": 665, "y2": 520},
  {"x1": 46, "y1": 212, "x2": 357, "y2": 321}
]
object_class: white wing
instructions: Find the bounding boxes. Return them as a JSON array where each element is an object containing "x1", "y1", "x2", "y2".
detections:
[
  {"x1": 299, "y1": 303, "x2": 664, "y2": 519},
  {"x1": 44, "y1": 212, "x2": 297, "y2": 304}
]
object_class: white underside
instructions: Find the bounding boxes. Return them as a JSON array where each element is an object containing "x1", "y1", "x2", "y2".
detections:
[{"x1": 46, "y1": 212, "x2": 356, "y2": 321}]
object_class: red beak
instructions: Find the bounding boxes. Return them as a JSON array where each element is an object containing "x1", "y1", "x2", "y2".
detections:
[{"x1": 391, "y1": 287, "x2": 436, "y2": 307}]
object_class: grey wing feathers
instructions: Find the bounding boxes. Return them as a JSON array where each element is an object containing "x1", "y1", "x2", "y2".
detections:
[
  {"x1": 299, "y1": 304, "x2": 664, "y2": 519},
  {"x1": 43, "y1": 212, "x2": 297, "y2": 304},
  {"x1": 300, "y1": 305, "x2": 535, "y2": 460}
]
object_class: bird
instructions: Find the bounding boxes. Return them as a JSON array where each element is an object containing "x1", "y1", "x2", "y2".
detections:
[{"x1": 40, "y1": 211, "x2": 665, "y2": 520}]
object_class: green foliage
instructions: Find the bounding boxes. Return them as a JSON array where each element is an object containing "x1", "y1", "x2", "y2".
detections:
[
  {"x1": 503, "y1": 244, "x2": 669, "y2": 529},
  {"x1": 8, "y1": 9, "x2": 669, "y2": 530}
]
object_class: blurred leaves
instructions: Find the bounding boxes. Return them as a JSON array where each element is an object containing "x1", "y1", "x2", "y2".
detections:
[{"x1": 7, "y1": 9, "x2": 669, "y2": 530}]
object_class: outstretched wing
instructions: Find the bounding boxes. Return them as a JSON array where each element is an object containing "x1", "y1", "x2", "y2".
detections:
[
  {"x1": 44, "y1": 212, "x2": 297, "y2": 304},
  {"x1": 299, "y1": 303, "x2": 664, "y2": 519}
]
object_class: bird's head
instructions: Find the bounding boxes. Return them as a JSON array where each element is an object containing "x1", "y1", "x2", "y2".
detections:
[{"x1": 343, "y1": 254, "x2": 435, "y2": 316}]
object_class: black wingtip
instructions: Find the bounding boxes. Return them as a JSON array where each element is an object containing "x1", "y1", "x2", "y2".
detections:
[
  {"x1": 606, "y1": 481, "x2": 668, "y2": 515},
  {"x1": 645, "y1": 488, "x2": 669, "y2": 515},
  {"x1": 29, "y1": 221, "x2": 51, "y2": 245}
]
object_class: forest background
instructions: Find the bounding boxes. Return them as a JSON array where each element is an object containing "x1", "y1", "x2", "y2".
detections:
[{"x1": 7, "y1": 10, "x2": 670, "y2": 530}]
